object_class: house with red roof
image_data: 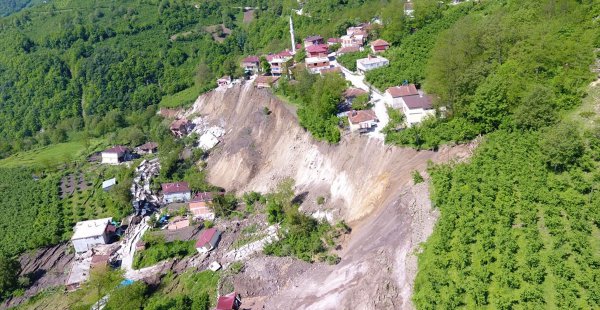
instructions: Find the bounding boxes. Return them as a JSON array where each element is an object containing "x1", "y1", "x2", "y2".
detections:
[
  {"x1": 101, "y1": 146, "x2": 131, "y2": 164},
  {"x1": 348, "y1": 110, "x2": 378, "y2": 133},
  {"x1": 189, "y1": 192, "x2": 215, "y2": 220},
  {"x1": 266, "y1": 51, "x2": 293, "y2": 76},
  {"x1": 196, "y1": 228, "x2": 221, "y2": 253},
  {"x1": 306, "y1": 44, "x2": 329, "y2": 58},
  {"x1": 370, "y1": 39, "x2": 390, "y2": 53},
  {"x1": 162, "y1": 182, "x2": 191, "y2": 203},
  {"x1": 401, "y1": 94, "x2": 436, "y2": 126},
  {"x1": 241, "y1": 56, "x2": 260, "y2": 74},
  {"x1": 303, "y1": 35, "x2": 323, "y2": 48},
  {"x1": 216, "y1": 292, "x2": 241, "y2": 310},
  {"x1": 385, "y1": 84, "x2": 419, "y2": 108}
]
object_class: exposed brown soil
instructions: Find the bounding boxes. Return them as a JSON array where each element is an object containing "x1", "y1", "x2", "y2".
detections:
[{"x1": 185, "y1": 83, "x2": 473, "y2": 309}]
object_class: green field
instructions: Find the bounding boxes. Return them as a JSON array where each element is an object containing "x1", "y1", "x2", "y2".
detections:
[
  {"x1": 159, "y1": 84, "x2": 204, "y2": 108},
  {"x1": 0, "y1": 139, "x2": 106, "y2": 169}
]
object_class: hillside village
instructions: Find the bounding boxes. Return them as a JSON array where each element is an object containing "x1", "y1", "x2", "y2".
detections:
[{"x1": 1, "y1": 0, "x2": 599, "y2": 309}]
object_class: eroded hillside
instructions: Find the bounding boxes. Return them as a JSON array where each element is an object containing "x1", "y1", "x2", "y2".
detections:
[{"x1": 184, "y1": 82, "x2": 473, "y2": 309}]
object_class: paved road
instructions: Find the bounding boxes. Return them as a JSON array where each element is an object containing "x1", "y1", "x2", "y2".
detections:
[{"x1": 336, "y1": 63, "x2": 389, "y2": 140}]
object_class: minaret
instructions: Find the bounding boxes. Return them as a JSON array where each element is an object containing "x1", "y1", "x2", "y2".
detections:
[{"x1": 290, "y1": 15, "x2": 296, "y2": 54}]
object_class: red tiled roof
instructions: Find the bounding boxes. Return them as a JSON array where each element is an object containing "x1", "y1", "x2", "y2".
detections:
[
  {"x1": 216, "y1": 292, "x2": 239, "y2": 310},
  {"x1": 191, "y1": 192, "x2": 213, "y2": 203},
  {"x1": 196, "y1": 228, "x2": 217, "y2": 248},
  {"x1": 344, "y1": 88, "x2": 367, "y2": 98},
  {"x1": 348, "y1": 110, "x2": 377, "y2": 124},
  {"x1": 242, "y1": 56, "x2": 259, "y2": 63},
  {"x1": 403, "y1": 95, "x2": 434, "y2": 110},
  {"x1": 103, "y1": 146, "x2": 129, "y2": 155},
  {"x1": 337, "y1": 46, "x2": 360, "y2": 54},
  {"x1": 306, "y1": 44, "x2": 329, "y2": 53},
  {"x1": 162, "y1": 182, "x2": 190, "y2": 194},
  {"x1": 386, "y1": 84, "x2": 418, "y2": 98},
  {"x1": 370, "y1": 39, "x2": 389, "y2": 47}
]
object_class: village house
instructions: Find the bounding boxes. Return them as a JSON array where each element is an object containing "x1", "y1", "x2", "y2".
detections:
[
  {"x1": 266, "y1": 51, "x2": 293, "y2": 76},
  {"x1": 216, "y1": 292, "x2": 242, "y2": 310},
  {"x1": 196, "y1": 228, "x2": 221, "y2": 253},
  {"x1": 162, "y1": 182, "x2": 191, "y2": 203},
  {"x1": 401, "y1": 94, "x2": 436, "y2": 126},
  {"x1": 343, "y1": 88, "x2": 368, "y2": 106},
  {"x1": 337, "y1": 45, "x2": 361, "y2": 56},
  {"x1": 305, "y1": 56, "x2": 331, "y2": 74},
  {"x1": 356, "y1": 55, "x2": 389, "y2": 74},
  {"x1": 169, "y1": 118, "x2": 191, "y2": 138},
  {"x1": 136, "y1": 142, "x2": 158, "y2": 154},
  {"x1": 217, "y1": 76, "x2": 232, "y2": 87},
  {"x1": 305, "y1": 44, "x2": 329, "y2": 58},
  {"x1": 241, "y1": 56, "x2": 260, "y2": 74},
  {"x1": 101, "y1": 146, "x2": 131, "y2": 165},
  {"x1": 348, "y1": 110, "x2": 378, "y2": 133},
  {"x1": 71, "y1": 218, "x2": 115, "y2": 253},
  {"x1": 255, "y1": 75, "x2": 280, "y2": 88},
  {"x1": 189, "y1": 192, "x2": 215, "y2": 220},
  {"x1": 370, "y1": 39, "x2": 390, "y2": 53},
  {"x1": 341, "y1": 25, "x2": 368, "y2": 47},
  {"x1": 385, "y1": 84, "x2": 419, "y2": 108},
  {"x1": 327, "y1": 38, "x2": 342, "y2": 45},
  {"x1": 303, "y1": 35, "x2": 324, "y2": 48},
  {"x1": 102, "y1": 178, "x2": 116, "y2": 191}
]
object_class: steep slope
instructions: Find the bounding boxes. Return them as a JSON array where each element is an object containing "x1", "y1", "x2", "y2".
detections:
[{"x1": 186, "y1": 82, "x2": 473, "y2": 309}]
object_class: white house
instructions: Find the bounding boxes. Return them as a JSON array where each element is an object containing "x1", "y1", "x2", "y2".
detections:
[
  {"x1": 348, "y1": 110, "x2": 378, "y2": 132},
  {"x1": 196, "y1": 228, "x2": 221, "y2": 253},
  {"x1": 71, "y1": 218, "x2": 114, "y2": 253},
  {"x1": 385, "y1": 84, "x2": 419, "y2": 108},
  {"x1": 189, "y1": 192, "x2": 215, "y2": 220},
  {"x1": 162, "y1": 182, "x2": 191, "y2": 204},
  {"x1": 101, "y1": 146, "x2": 130, "y2": 165},
  {"x1": 305, "y1": 56, "x2": 331, "y2": 73},
  {"x1": 356, "y1": 55, "x2": 389, "y2": 74},
  {"x1": 401, "y1": 94, "x2": 436, "y2": 126}
]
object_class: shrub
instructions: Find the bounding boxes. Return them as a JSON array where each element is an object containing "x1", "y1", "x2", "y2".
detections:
[{"x1": 412, "y1": 170, "x2": 424, "y2": 184}]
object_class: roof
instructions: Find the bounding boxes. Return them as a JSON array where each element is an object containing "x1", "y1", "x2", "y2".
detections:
[
  {"x1": 337, "y1": 46, "x2": 360, "y2": 54},
  {"x1": 348, "y1": 110, "x2": 377, "y2": 124},
  {"x1": 103, "y1": 146, "x2": 129, "y2": 155},
  {"x1": 170, "y1": 118, "x2": 189, "y2": 130},
  {"x1": 327, "y1": 38, "x2": 342, "y2": 43},
  {"x1": 102, "y1": 178, "x2": 116, "y2": 189},
  {"x1": 138, "y1": 142, "x2": 158, "y2": 150},
  {"x1": 344, "y1": 88, "x2": 367, "y2": 98},
  {"x1": 304, "y1": 35, "x2": 323, "y2": 42},
  {"x1": 266, "y1": 51, "x2": 293, "y2": 62},
  {"x1": 242, "y1": 56, "x2": 259, "y2": 63},
  {"x1": 91, "y1": 254, "x2": 110, "y2": 265},
  {"x1": 255, "y1": 75, "x2": 280, "y2": 84},
  {"x1": 386, "y1": 84, "x2": 418, "y2": 98},
  {"x1": 357, "y1": 56, "x2": 389, "y2": 66},
  {"x1": 71, "y1": 218, "x2": 112, "y2": 240},
  {"x1": 370, "y1": 39, "x2": 389, "y2": 47},
  {"x1": 191, "y1": 192, "x2": 213, "y2": 203},
  {"x1": 162, "y1": 182, "x2": 190, "y2": 194},
  {"x1": 305, "y1": 56, "x2": 330, "y2": 64},
  {"x1": 305, "y1": 44, "x2": 329, "y2": 54},
  {"x1": 196, "y1": 228, "x2": 218, "y2": 248},
  {"x1": 216, "y1": 292, "x2": 239, "y2": 310},
  {"x1": 403, "y1": 95, "x2": 434, "y2": 110}
]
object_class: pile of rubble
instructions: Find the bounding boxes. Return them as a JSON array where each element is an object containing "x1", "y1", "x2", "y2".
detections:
[
  {"x1": 131, "y1": 158, "x2": 160, "y2": 215},
  {"x1": 189, "y1": 117, "x2": 226, "y2": 151}
]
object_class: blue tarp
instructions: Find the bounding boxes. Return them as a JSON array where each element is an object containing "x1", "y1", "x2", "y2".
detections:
[{"x1": 119, "y1": 279, "x2": 134, "y2": 288}]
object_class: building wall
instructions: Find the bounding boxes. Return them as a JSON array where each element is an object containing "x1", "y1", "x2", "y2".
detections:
[
  {"x1": 403, "y1": 105, "x2": 435, "y2": 126},
  {"x1": 72, "y1": 235, "x2": 108, "y2": 253},
  {"x1": 101, "y1": 153, "x2": 120, "y2": 164},
  {"x1": 164, "y1": 191, "x2": 191, "y2": 203}
]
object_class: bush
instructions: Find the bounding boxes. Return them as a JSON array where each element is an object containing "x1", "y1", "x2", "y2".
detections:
[
  {"x1": 229, "y1": 261, "x2": 244, "y2": 274},
  {"x1": 203, "y1": 220, "x2": 214, "y2": 229},
  {"x1": 412, "y1": 170, "x2": 424, "y2": 184},
  {"x1": 133, "y1": 235, "x2": 196, "y2": 269},
  {"x1": 316, "y1": 196, "x2": 325, "y2": 205}
]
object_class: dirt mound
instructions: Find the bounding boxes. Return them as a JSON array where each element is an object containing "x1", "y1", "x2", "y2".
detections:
[{"x1": 186, "y1": 83, "x2": 472, "y2": 309}]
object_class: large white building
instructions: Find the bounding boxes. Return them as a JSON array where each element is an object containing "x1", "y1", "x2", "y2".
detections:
[
  {"x1": 356, "y1": 55, "x2": 389, "y2": 74},
  {"x1": 162, "y1": 182, "x2": 191, "y2": 204},
  {"x1": 71, "y1": 218, "x2": 114, "y2": 253},
  {"x1": 101, "y1": 146, "x2": 130, "y2": 165}
]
